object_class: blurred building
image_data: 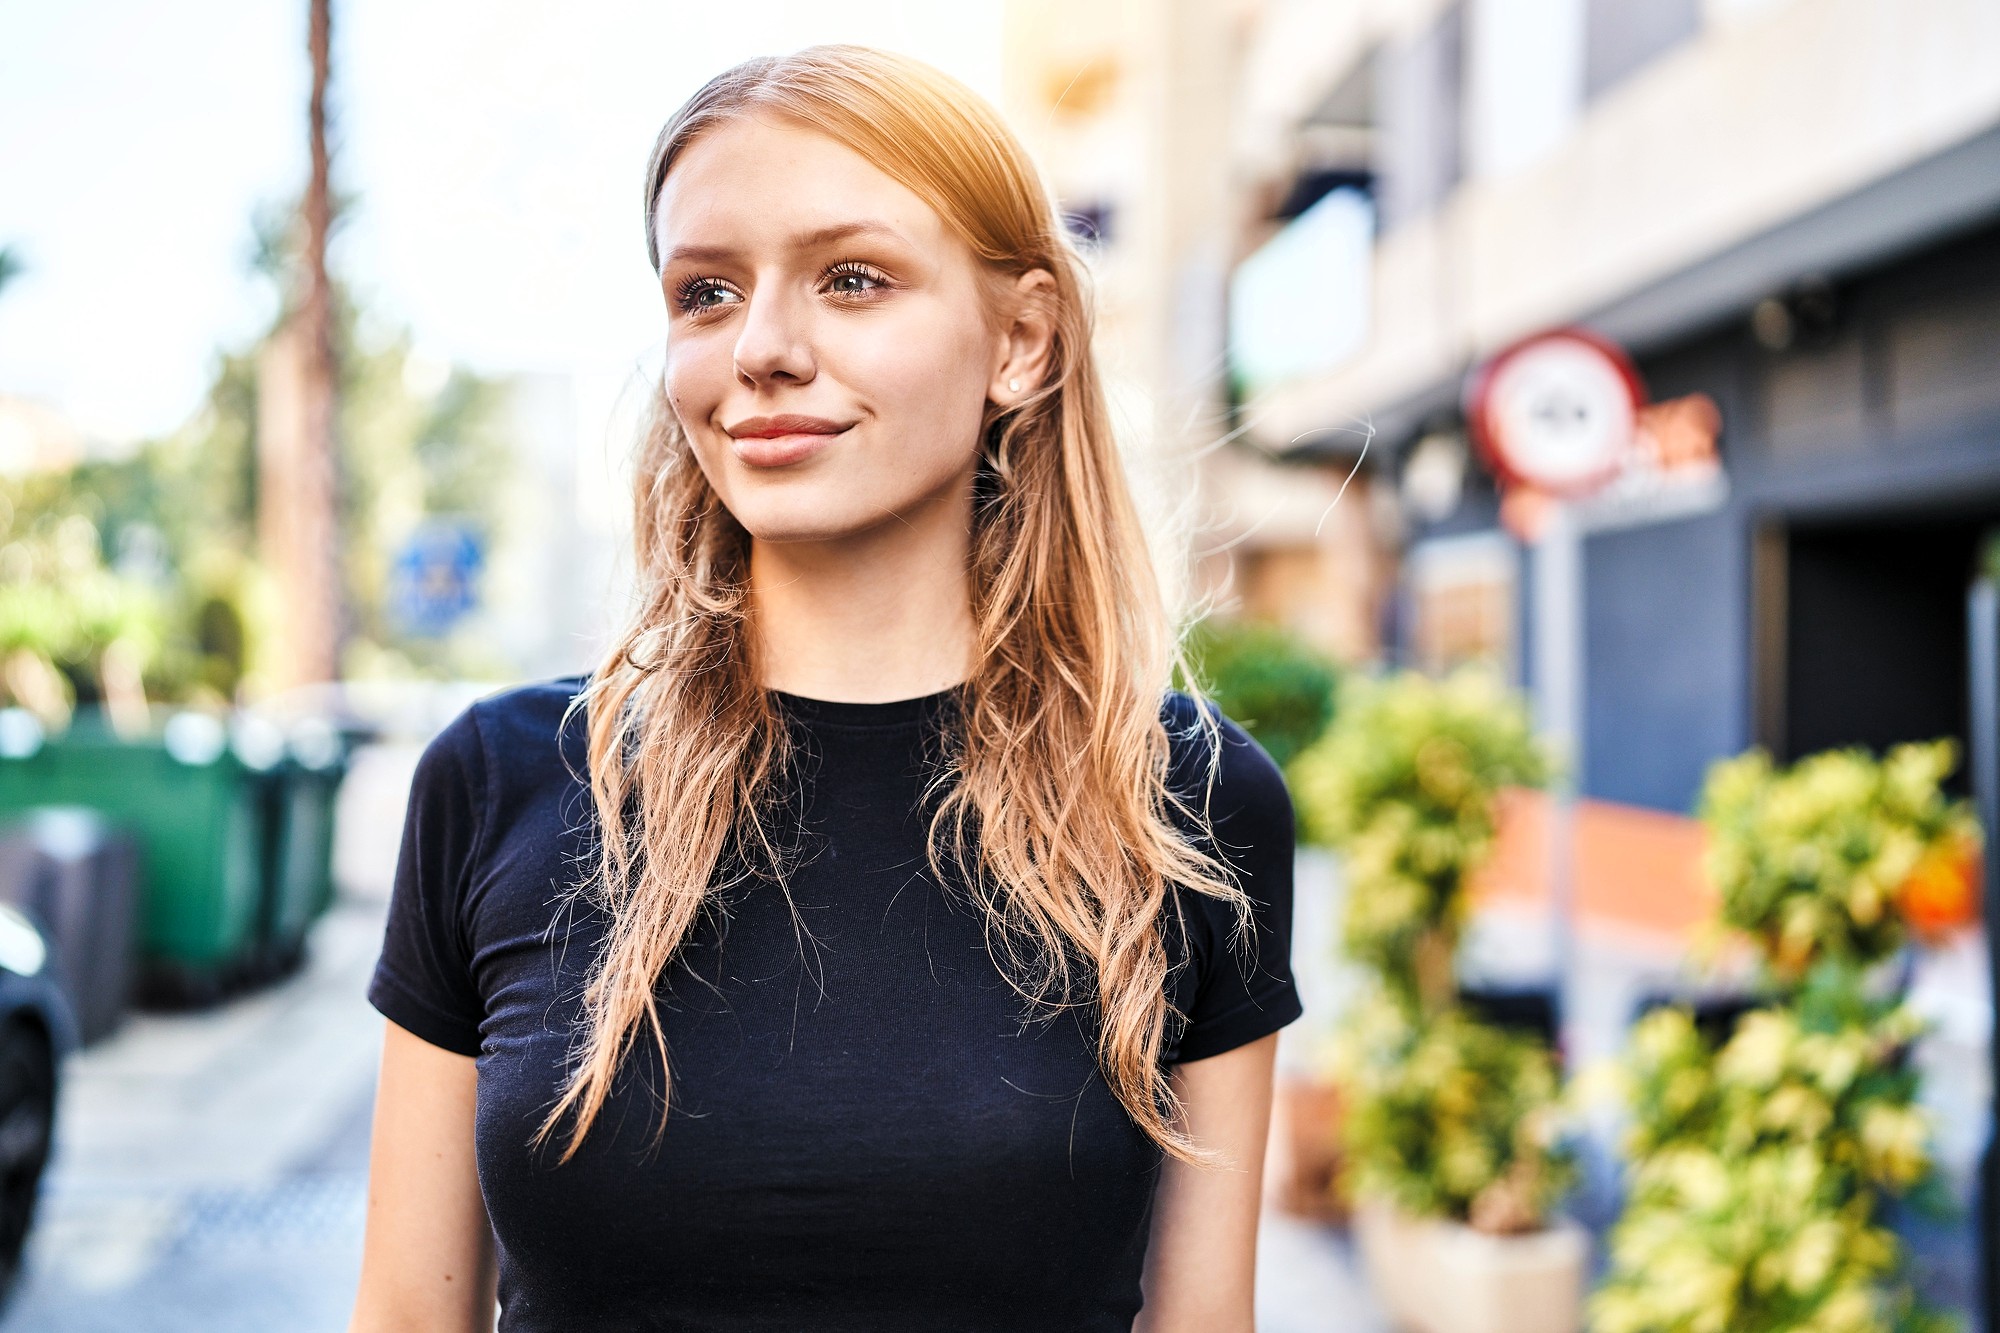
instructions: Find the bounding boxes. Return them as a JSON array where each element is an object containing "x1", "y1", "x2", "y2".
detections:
[
  {"x1": 1001, "y1": 0, "x2": 1395, "y2": 663},
  {"x1": 1231, "y1": 0, "x2": 2000, "y2": 812}
]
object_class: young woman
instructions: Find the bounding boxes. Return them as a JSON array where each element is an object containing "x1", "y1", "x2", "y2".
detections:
[{"x1": 349, "y1": 44, "x2": 1300, "y2": 1333}]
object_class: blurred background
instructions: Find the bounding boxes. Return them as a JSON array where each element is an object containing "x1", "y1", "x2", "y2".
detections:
[{"x1": 1, "y1": 0, "x2": 1998, "y2": 1329}]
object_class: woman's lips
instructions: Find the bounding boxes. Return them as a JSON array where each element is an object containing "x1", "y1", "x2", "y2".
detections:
[{"x1": 730, "y1": 427, "x2": 849, "y2": 469}]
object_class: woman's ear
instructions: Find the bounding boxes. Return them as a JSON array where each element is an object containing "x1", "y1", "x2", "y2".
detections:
[{"x1": 988, "y1": 268, "x2": 1058, "y2": 407}]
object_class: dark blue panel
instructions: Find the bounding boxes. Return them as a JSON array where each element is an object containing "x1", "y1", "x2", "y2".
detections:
[{"x1": 1581, "y1": 511, "x2": 1746, "y2": 813}]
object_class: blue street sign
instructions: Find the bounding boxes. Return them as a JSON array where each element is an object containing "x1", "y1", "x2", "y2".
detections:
[{"x1": 387, "y1": 521, "x2": 483, "y2": 638}]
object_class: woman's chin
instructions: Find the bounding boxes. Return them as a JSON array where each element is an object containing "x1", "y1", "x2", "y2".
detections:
[
  {"x1": 734, "y1": 505, "x2": 878, "y2": 548},
  {"x1": 722, "y1": 465, "x2": 971, "y2": 550}
]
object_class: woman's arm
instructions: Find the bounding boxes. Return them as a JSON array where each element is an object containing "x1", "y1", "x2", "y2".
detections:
[
  {"x1": 1132, "y1": 1031, "x2": 1280, "y2": 1333},
  {"x1": 349, "y1": 1019, "x2": 497, "y2": 1333}
]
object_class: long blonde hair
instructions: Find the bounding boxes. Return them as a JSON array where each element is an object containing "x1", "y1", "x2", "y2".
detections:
[{"x1": 535, "y1": 44, "x2": 1251, "y2": 1168}]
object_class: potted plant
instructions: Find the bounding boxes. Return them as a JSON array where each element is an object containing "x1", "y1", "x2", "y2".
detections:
[
  {"x1": 1292, "y1": 669, "x2": 1584, "y2": 1333},
  {"x1": 1339, "y1": 999, "x2": 1585, "y2": 1333},
  {"x1": 1592, "y1": 741, "x2": 1977, "y2": 1333}
]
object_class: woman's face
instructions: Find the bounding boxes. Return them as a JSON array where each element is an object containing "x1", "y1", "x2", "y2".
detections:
[{"x1": 652, "y1": 114, "x2": 1011, "y2": 547}]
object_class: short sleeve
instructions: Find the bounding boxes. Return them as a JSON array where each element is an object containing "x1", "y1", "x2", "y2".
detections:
[
  {"x1": 366, "y1": 704, "x2": 489, "y2": 1056},
  {"x1": 1164, "y1": 701, "x2": 1304, "y2": 1064}
]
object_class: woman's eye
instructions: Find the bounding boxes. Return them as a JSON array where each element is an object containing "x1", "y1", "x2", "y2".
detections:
[
  {"x1": 676, "y1": 280, "x2": 739, "y2": 313},
  {"x1": 825, "y1": 266, "x2": 886, "y2": 296}
]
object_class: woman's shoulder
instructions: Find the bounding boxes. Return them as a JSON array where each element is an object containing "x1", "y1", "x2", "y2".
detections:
[
  {"x1": 1156, "y1": 690, "x2": 1304, "y2": 1062},
  {"x1": 459, "y1": 671, "x2": 591, "y2": 758},
  {"x1": 412, "y1": 673, "x2": 592, "y2": 818},
  {"x1": 1156, "y1": 689, "x2": 1294, "y2": 837},
  {"x1": 372, "y1": 675, "x2": 594, "y2": 1051}
]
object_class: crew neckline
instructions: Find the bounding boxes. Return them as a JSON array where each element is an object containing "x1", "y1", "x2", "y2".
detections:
[{"x1": 767, "y1": 682, "x2": 965, "y2": 730}]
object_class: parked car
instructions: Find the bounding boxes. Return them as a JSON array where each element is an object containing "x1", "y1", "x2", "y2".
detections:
[{"x1": 0, "y1": 903, "x2": 74, "y2": 1306}]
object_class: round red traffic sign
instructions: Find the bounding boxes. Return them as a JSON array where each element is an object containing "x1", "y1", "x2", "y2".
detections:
[{"x1": 1464, "y1": 328, "x2": 1646, "y2": 497}]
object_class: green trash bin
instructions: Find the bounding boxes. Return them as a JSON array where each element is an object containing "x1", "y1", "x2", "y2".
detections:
[
  {"x1": 251, "y1": 716, "x2": 353, "y2": 980},
  {"x1": 0, "y1": 706, "x2": 267, "y2": 1005}
]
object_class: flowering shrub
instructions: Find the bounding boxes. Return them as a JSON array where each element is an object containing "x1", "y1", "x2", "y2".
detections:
[
  {"x1": 1292, "y1": 668, "x2": 1564, "y2": 1229},
  {"x1": 1594, "y1": 743, "x2": 1977, "y2": 1333},
  {"x1": 1290, "y1": 669, "x2": 1546, "y2": 1012},
  {"x1": 1334, "y1": 994, "x2": 1573, "y2": 1232},
  {"x1": 1702, "y1": 743, "x2": 1978, "y2": 981}
]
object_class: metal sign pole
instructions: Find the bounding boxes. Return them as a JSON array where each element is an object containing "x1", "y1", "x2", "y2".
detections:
[
  {"x1": 1467, "y1": 327, "x2": 1644, "y2": 1071},
  {"x1": 1534, "y1": 501, "x2": 1582, "y2": 1065},
  {"x1": 1967, "y1": 577, "x2": 1999, "y2": 1333}
]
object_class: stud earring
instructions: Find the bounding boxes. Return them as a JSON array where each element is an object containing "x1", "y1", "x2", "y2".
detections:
[{"x1": 1008, "y1": 378, "x2": 1021, "y2": 392}]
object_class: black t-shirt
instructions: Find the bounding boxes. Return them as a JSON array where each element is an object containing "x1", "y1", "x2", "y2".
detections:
[{"x1": 367, "y1": 673, "x2": 1301, "y2": 1333}]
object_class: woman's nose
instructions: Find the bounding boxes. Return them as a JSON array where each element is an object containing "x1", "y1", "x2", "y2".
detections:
[{"x1": 732, "y1": 287, "x2": 817, "y2": 388}]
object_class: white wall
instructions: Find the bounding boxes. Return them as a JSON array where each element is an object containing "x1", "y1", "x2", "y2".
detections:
[{"x1": 1463, "y1": 0, "x2": 1586, "y2": 181}]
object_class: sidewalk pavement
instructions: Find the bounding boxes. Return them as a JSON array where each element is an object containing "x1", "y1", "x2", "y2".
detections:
[
  {"x1": 0, "y1": 895, "x2": 382, "y2": 1332},
  {"x1": 1258, "y1": 1212, "x2": 1388, "y2": 1333},
  {"x1": 0, "y1": 739, "x2": 424, "y2": 1333}
]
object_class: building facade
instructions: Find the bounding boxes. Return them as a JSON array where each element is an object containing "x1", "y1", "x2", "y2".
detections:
[
  {"x1": 1001, "y1": 0, "x2": 1396, "y2": 663},
  {"x1": 1232, "y1": 0, "x2": 2000, "y2": 812}
]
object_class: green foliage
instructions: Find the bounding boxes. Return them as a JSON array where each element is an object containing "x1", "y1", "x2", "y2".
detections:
[
  {"x1": 1617, "y1": 974, "x2": 1931, "y2": 1192},
  {"x1": 0, "y1": 288, "x2": 515, "y2": 703},
  {"x1": 1597, "y1": 992, "x2": 1948, "y2": 1333},
  {"x1": 1595, "y1": 746, "x2": 1975, "y2": 1333},
  {"x1": 0, "y1": 492, "x2": 210, "y2": 712},
  {"x1": 1178, "y1": 618, "x2": 1339, "y2": 770},
  {"x1": 1293, "y1": 668, "x2": 1565, "y2": 1228},
  {"x1": 1335, "y1": 995, "x2": 1574, "y2": 1230},
  {"x1": 1702, "y1": 743, "x2": 1978, "y2": 981},
  {"x1": 1, "y1": 182, "x2": 514, "y2": 701},
  {"x1": 0, "y1": 340, "x2": 269, "y2": 708},
  {"x1": 1290, "y1": 668, "x2": 1547, "y2": 1009}
]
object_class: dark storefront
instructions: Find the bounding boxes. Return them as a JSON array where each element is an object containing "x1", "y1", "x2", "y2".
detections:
[
  {"x1": 1383, "y1": 210, "x2": 2000, "y2": 1318},
  {"x1": 1403, "y1": 214, "x2": 2000, "y2": 816}
]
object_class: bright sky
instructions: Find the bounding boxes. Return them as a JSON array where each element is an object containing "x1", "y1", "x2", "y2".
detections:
[{"x1": 0, "y1": 0, "x2": 1005, "y2": 442}]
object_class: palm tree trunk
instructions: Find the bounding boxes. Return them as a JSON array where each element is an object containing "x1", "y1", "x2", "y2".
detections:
[{"x1": 261, "y1": 0, "x2": 343, "y2": 695}]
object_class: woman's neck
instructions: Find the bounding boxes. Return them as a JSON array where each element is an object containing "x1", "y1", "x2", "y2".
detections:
[{"x1": 747, "y1": 487, "x2": 976, "y2": 704}]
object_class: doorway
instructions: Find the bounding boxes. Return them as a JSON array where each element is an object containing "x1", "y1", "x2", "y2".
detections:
[{"x1": 1775, "y1": 502, "x2": 2000, "y2": 791}]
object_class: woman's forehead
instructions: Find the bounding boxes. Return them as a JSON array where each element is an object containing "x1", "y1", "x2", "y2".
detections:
[{"x1": 653, "y1": 116, "x2": 949, "y2": 260}]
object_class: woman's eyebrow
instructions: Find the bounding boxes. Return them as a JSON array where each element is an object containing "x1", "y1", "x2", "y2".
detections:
[
  {"x1": 660, "y1": 220, "x2": 914, "y2": 269},
  {"x1": 793, "y1": 220, "x2": 912, "y2": 250}
]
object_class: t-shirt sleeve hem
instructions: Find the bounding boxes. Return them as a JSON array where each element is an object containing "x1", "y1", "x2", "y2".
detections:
[
  {"x1": 368, "y1": 966, "x2": 484, "y2": 1057},
  {"x1": 1168, "y1": 985, "x2": 1304, "y2": 1064}
]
